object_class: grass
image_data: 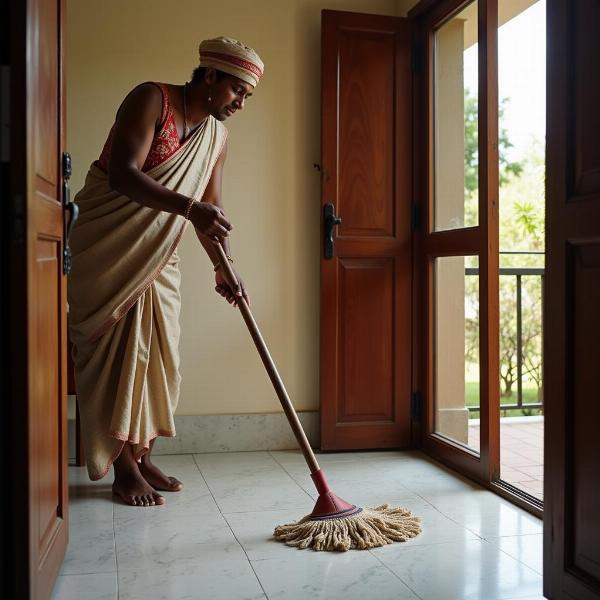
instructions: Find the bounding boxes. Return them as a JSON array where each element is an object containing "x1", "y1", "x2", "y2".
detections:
[{"x1": 465, "y1": 382, "x2": 543, "y2": 419}]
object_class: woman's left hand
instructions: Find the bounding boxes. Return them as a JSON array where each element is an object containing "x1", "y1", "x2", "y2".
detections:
[{"x1": 215, "y1": 268, "x2": 250, "y2": 307}]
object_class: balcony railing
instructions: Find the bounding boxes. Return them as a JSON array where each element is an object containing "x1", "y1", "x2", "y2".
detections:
[{"x1": 466, "y1": 251, "x2": 544, "y2": 413}]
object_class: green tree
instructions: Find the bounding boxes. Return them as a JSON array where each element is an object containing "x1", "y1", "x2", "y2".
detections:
[
  {"x1": 464, "y1": 90, "x2": 525, "y2": 197},
  {"x1": 463, "y1": 91, "x2": 545, "y2": 413}
]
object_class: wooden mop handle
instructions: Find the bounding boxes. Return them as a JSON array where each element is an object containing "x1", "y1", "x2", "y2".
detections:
[{"x1": 215, "y1": 242, "x2": 321, "y2": 474}]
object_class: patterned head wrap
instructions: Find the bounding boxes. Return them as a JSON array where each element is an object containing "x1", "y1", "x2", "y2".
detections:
[{"x1": 199, "y1": 37, "x2": 264, "y2": 87}]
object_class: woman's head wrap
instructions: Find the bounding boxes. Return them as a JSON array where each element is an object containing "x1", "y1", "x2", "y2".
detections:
[{"x1": 199, "y1": 37, "x2": 264, "y2": 87}]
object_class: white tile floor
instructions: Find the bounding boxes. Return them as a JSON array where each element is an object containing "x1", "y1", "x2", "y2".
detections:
[{"x1": 52, "y1": 451, "x2": 545, "y2": 600}]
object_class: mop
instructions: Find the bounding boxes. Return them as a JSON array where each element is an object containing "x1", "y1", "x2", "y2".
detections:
[{"x1": 215, "y1": 243, "x2": 422, "y2": 552}]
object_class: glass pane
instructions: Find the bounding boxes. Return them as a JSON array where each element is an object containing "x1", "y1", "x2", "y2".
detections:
[
  {"x1": 497, "y1": 0, "x2": 546, "y2": 501},
  {"x1": 433, "y1": 1, "x2": 479, "y2": 232},
  {"x1": 434, "y1": 256, "x2": 480, "y2": 453}
]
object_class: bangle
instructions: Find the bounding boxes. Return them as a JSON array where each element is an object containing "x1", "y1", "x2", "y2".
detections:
[{"x1": 184, "y1": 197, "x2": 196, "y2": 220}]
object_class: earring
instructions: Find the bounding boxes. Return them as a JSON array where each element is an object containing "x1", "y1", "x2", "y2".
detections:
[{"x1": 208, "y1": 96, "x2": 212, "y2": 102}]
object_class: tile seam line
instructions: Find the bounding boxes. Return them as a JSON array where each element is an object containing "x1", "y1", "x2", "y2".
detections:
[
  {"x1": 57, "y1": 570, "x2": 119, "y2": 576},
  {"x1": 267, "y1": 450, "x2": 323, "y2": 502},
  {"x1": 483, "y1": 540, "x2": 544, "y2": 576},
  {"x1": 479, "y1": 538, "x2": 544, "y2": 578},
  {"x1": 367, "y1": 549, "x2": 426, "y2": 600},
  {"x1": 409, "y1": 491, "x2": 487, "y2": 537},
  {"x1": 192, "y1": 453, "x2": 270, "y2": 600},
  {"x1": 221, "y1": 512, "x2": 270, "y2": 600},
  {"x1": 484, "y1": 532, "x2": 543, "y2": 539}
]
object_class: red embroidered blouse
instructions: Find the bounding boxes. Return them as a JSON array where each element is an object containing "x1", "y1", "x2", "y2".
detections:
[{"x1": 97, "y1": 82, "x2": 181, "y2": 173}]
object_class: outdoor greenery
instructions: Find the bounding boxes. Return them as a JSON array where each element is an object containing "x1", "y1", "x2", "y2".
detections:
[{"x1": 463, "y1": 89, "x2": 545, "y2": 418}]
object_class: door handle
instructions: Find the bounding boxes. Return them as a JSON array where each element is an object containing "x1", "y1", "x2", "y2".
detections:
[
  {"x1": 62, "y1": 152, "x2": 79, "y2": 275},
  {"x1": 323, "y1": 203, "x2": 342, "y2": 259}
]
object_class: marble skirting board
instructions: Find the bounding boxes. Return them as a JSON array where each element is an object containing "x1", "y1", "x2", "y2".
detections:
[{"x1": 69, "y1": 411, "x2": 319, "y2": 459}]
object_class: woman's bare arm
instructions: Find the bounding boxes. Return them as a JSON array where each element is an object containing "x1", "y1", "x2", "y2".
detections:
[{"x1": 107, "y1": 83, "x2": 231, "y2": 240}]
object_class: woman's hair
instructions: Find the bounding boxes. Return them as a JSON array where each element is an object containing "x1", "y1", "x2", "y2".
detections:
[{"x1": 191, "y1": 66, "x2": 229, "y2": 84}]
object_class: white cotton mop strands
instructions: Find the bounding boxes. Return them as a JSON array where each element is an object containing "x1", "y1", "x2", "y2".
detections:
[{"x1": 273, "y1": 468, "x2": 422, "y2": 552}]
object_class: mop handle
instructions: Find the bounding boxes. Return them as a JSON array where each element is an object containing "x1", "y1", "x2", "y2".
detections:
[{"x1": 215, "y1": 242, "x2": 321, "y2": 475}]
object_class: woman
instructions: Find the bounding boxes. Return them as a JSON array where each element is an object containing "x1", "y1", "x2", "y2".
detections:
[{"x1": 68, "y1": 37, "x2": 264, "y2": 507}]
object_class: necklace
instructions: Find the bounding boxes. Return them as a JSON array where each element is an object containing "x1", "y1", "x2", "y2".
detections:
[{"x1": 182, "y1": 82, "x2": 189, "y2": 139}]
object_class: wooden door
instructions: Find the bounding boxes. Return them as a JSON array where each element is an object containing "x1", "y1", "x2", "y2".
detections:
[
  {"x1": 544, "y1": 1, "x2": 600, "y2": 598},
  {"x1": 320, "y1": 10, "x2": 413, "y2": 450},
  {"x1": 7, "y1": 0, "x2": 69, "y2": 597}
]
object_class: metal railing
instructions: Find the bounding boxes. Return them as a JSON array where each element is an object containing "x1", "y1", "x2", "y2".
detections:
[{"x1": 466, "y1": 252, "x2": 544, "y2": 413}]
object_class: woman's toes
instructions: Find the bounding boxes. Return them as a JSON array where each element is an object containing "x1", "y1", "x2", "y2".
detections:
[
  {"x1": 169, "y1": 477, "x2": 183, "y2": 491},
  {"x1": 153, "y1": 492, "x2": 165, "y2": 505},
  {"x1": 128, "y1": 496, "x2": 137, "y2": 506}
]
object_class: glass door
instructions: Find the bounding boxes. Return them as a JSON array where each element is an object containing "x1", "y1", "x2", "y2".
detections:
[
  {"x1": 413, "y1": 0, "x2": 501, "y2": 485},
  {"x1": 412, "y1": 0, "x2": 544, "y2": 515}
]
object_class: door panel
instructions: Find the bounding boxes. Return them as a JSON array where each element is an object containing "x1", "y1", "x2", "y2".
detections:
[
  {"x1": 33, "y1": 238, "x2": 63, "y2": 549},
  {"x1": 35, "y1": 0, "x2": 59, "y2": 185},
  {"x1": 545, "y1": 1, "x2": 600, "y2": 598},
  {"x1": 571, "y1": 243, "x2": 600, "y2": 584},
  {"x1": 8, "y1": 0, "x2": 69, "y2": 597},
  {"x1": 338, "y1": 257, "x2": 394, "y2": 422},
  {"x1": 321, "y1": 10, "x2": 412, "y2": 450},
  {"x1": 338, "y1": 30, "x2": 396, "y2": 238}
]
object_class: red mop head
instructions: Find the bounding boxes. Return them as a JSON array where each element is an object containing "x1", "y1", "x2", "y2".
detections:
[{"x1": 273, "y1": 469, "x2": 422, "y2": 551}]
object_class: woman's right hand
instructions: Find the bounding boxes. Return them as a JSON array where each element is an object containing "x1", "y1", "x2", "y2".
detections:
[{"x1": 189, "y1": 201, "x2": 232, "y2": 243}]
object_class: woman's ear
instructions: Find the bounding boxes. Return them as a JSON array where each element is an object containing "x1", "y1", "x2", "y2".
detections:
[{"x1": 204, "y1": 68, "x2": 218, "y2": 86}]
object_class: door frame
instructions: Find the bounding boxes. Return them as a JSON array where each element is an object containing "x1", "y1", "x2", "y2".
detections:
[{"x1": 5, "y1": 0, "x2": 70, "y2": 597}]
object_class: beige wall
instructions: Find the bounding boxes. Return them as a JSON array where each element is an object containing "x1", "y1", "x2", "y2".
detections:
[{"x1": 67, "y1": 0, "x2": 417, "y2": 416}]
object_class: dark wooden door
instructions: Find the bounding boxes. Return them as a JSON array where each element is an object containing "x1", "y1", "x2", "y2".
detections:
[
  {"x1": 320, "y1": 10, "x2": 413, "y2": 450},
  {"x1": 7, "y1": 0, "x2": 69, "y2": 597},
  {"x1": 544, "y1": 1, "x2": 600, "y2": 598}
]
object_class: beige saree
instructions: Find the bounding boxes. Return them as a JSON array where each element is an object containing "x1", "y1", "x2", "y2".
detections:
[{"x1": 68, "y1": 116, "x2": 227, "y2": 480}]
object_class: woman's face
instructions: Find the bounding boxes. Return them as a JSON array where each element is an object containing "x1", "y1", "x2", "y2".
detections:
[{"x1": 210, "y1": 75, "x2": 254, "y2": 121}]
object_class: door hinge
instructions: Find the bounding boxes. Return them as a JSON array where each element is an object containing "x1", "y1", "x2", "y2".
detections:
[
  {"x1": 411, "y1": 204, "x2": 421, "y2": 232},
  {"x1": 411, "y1": 392, "x2": 423, "y2": 419}
]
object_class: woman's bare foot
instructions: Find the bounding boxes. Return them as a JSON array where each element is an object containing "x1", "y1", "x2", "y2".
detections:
[
  {"x1": 137, "y1": 439, "x2": 184, "y2": 492},
  {"x1": 113, "y1": 443, "x2": 165, "y2": 507},
  {"x1": 139, "y1": 456, "x2": 184, "y2": 492}
]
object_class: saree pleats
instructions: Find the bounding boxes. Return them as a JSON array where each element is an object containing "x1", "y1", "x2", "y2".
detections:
[{"x1": 69, "y1": 116, "x2": 227, "y2": 480}]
